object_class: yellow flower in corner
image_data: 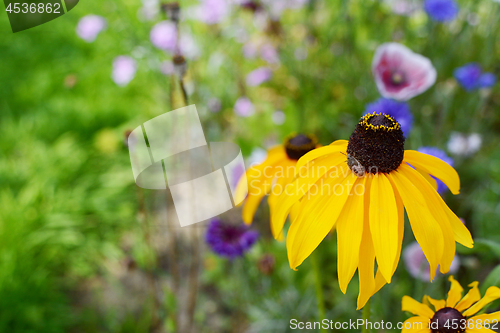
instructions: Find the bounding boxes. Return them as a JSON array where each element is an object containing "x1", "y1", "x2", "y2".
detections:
[
  {"x1": 235, "y1": 133, "x2": 318, "y2": 236},
  {"x1": 272, "y1": 113, "x2": 474, "y2": 309},
  {"x1": 402, "y1": 276, "x2": 500, "y2": 333}
]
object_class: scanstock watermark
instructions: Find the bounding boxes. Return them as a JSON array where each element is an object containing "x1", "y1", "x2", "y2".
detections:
[
  {"x1": 290, "y1": 318, "x2": 423, "y2": 331},
  {"x1": 3, "y1": 0, "x2": 79, "y2": 32},
  {"x1": 127, "y1": 105, "x2": 248, "y2": 227}
]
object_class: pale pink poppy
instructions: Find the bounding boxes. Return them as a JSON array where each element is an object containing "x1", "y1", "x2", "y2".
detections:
[{"x1": 372, "y1": 43, "x2": 437, "y2": 101}]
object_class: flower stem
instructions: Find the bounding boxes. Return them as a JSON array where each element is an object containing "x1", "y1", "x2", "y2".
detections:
[
  {"x1": 362, "y1": 299, "x2": 371, "y2": 333},
  {"x1": 311, "y1": 251, "x2": 326, "y2": 332}
]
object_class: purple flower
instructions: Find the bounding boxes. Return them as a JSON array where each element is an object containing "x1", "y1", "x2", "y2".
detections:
[
  {"x1": 205, "y1": 219, "x2": 259, "y2": 259},
  {"x1": 372, "y1": 43, "x2": 437, "y2": 101},
  {"x1": 112, "y1": 56, "x2": 137, "y2": 86},
  {"x1": 195, "y1": 0, "x2": 230, "y2": 24},
  {"x1": 424, "y1": 0, "x2": 459, "y2": 22},
  {"x1": 417, "y1": 147, "x2": 454, "y2": 194},
  {"x1": 364, "y1": 98, "x2": 413, "y2": 137},
  {"x1": 76, "y1": 15, "x2": 106, "y2": 42},
  {"x1": 453, "y1": 63, "x2": 497, "y2": 91},
  {"x1": 246, "y1": 67, "x2": 272, "y2": 86},
  {"x1": 260, "y1": 43, "x2": 279, "y2": 64},
  {"x1": 234, "y1": 97, "x2": 255, "y2": 117},
  {"x1": 242, "y1": 41, "x2": 258, "y2": 59},
  {"x1": 150, "y1": 21, "x2": 177, "y2": 52},
  {"x1": 403, "y1": 241, "x2": 460, "y2": 281}
]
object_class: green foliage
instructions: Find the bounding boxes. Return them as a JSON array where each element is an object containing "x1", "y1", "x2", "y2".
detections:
[{"x1": 1, "y1": 0, "x2": 500, "y2": 332}]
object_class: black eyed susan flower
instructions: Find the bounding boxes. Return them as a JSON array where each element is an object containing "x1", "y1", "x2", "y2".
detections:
[
  {"x1": 272, "y1": 113, "x2": 473, "y2": 309},
  {"x1": 402, "y1": 276, "x2": 500, "y2": 333},
  {"x1": 235, "y1": 134, "x2": 318, "y2": 231}
]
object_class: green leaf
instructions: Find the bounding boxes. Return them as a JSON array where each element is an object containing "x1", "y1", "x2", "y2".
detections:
[
  {"x1": 481, "y1": 265, "x2": 500, "y2": 294},
  {"x1": 457, "y1": 239, "x2": 500, "y2": 258}
]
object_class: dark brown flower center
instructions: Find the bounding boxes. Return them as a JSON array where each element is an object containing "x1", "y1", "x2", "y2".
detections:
[
  {"x1": 346, "y1": 113, "x2": 404, "y2": 174},
  {"x1": 284, "y1": 133, "x2": 317, "y2": 160},
  {"x1": 431, "y1": 307, "x2": 466, "y2": 333}
]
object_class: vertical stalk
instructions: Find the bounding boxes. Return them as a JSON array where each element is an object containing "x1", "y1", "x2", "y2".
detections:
[
  {"x1": 137, "y1": 187, "x2": 162, "y2": 330},
  {"x1": 362, "y1": 299, "x2": 371, "y2": 333},
  {"x1": 311, "y1": 251, "x2": 326, "y2": 332}
]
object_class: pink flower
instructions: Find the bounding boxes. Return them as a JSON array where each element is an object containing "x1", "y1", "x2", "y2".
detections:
[
  {"x1": 234, "y1": 97, "x2": 255, "y2": 117},
  {"x1": 76, "y1": 15, "x2": 106, "y2": 42},
  {"x1": 150, "y1": 21, "x2": 177, "y2": 52},
  {"x1": 372, "y1": 43, "x2": 437, "y2": 101},
  {"x1": 246, "y1": 67, "x2": 272, "y2": 86},
  {"x1": 242, "y1": 41, "x2": 258, "y2": 59},
  {"x1": 112, "y1": 56, "x2": 137, "y2": 86},
  {"x1": 403, "y1": 242, "x2": 460, "y2": 281},
  {"x1": 260, "y1": 43, "x2": 279, "y2": 64},
  {"x1": 195, "y1": 0, "x2": 230, "y2": 25}
]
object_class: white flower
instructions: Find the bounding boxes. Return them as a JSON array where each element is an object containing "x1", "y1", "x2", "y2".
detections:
[{"x1": 447, "y1": 132, "x2": 482, "y2": 156}]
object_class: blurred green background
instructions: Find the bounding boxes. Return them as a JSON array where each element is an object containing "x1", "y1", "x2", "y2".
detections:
[{"x1": 1, "y1": 0, "x2": 500, "y2": 332}]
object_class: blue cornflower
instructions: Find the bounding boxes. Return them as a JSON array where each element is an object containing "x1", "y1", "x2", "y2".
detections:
[
  {"x1": 424, "y1": 0, "x2": 459, "y2": 22},
  {"x1": 417, "y1": 147, "x2": 454, "y2": 194},
  {"x1": 364, "y1": 98, "x2": 413, "y2": 137},
  {"x1": 205, "y1": 218, "x2": 259, "y2": 259},
  {"x1": 454, "y1": 63, "x2": 497, "y2": 91}
]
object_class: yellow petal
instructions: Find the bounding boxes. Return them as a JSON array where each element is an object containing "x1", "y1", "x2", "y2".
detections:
[
  {"x1": 465, "y1": 317, "x2": 498, "y2": 332},
  {"x1": 426, "y1": 296, "x2": 446, "y2": 312},
  {"x1": 456, "y1": 282, "x2": 481, "y2": 312},
  {"x1": 408, "y1": 160, "x2": 473, "y2": 249},
  {"x1": 389, "y1": 166, "x2": 444, "y2": 281},
  {"x1": 373, "y1": 180, "x2": 405, "y2": 292},
  {"x1": 295, "y1": 141, "x2": 348, "y2": 173},
  {"x1": 400, "y1": 165, "x2": 456, "y2": 274},
  {"x1": 442, "y1": 198, "x2": 474, "y2": 248},
  {"x1": 446, "y1": 276, "x2": 464, "y2": 308},
  {"x1": 463, "y1": 286, "x2": 500, "y2": 317},
  {"x1": 410, "y1": 165, "x2": 472, "y2": 249},
  {"x1": 369, "y1": 174, "x2": 399, "y2": 283},
  {"x1": 234, "y1": 172, "x2": 249, "y2": 206},
  {"x1": 242, "y1": 189, "x2": 270, "y2": 225},
  {"x1": 403, "y1": 150, "x2": 460, "y2": 195},
  {"x1": 469, "y1": 312, "x2": 500, "y2": 329},
  {"x1": 268, "y1": 167, "x2": 297, "y2": 235},
  {"x1": 329, "y1": 139, "x2": 349, "y2": 147},
  {"x1": 465, "y1": 328, "x2": 496, "y2": 333},
  {"x1": 286, "y1": 168, "x2": 355, "y2": 270},
  {"x1": 402, "y1": 296, "x2": 435, "y2": 319},
  {"x1": 357, "y1": 177, "x2": 376, "y2": 310},
  {"x1": 270, "y1": 153, "x2": 346, "y2": 238},
  {"x1": 241, "y1": 149, "x2": 289, "y2": 224},
  {"x1": 416, "y1": 167, "x2": 438, "y2": 191},
  {"x1": 401, "y1": 316, "x2": 431, "y2": 333},
  {"x1": 337, "y1": 177, "x2": 366, "y2": 293}
]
